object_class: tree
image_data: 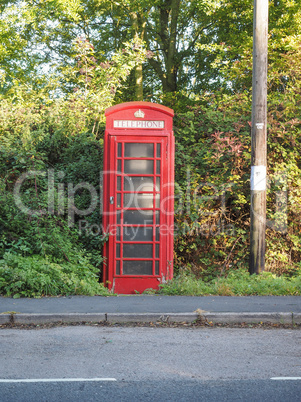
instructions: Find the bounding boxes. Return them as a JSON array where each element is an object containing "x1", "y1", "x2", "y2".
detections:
[
  {"x1": 213, "y1": 0, "x2": 301, "y2": 93},
  {"x1": 89, "y1": 0, "x2": 221, "y2": 96},
  {"x1": 0, "y1": 0, "x2": 229, "y2": 98},
  {"x1": 1, "y1": 0, "x2": 301, "y2": 99}
]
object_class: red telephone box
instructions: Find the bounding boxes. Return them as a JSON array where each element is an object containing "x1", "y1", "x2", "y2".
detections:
[{"x1": 102, "y1": 101, "x2": 174, "y2": 294}]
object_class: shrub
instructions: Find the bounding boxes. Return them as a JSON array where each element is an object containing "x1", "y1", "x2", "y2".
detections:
[{"x1": 0, "y1": 253, "x2": 110, "y2": 298}]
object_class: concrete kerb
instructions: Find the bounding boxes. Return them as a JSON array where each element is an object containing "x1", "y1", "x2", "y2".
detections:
[
  {"x1": 202, "y1": 312, "x2": 294, "y2": 325},
  {"x1": 0, "y1": 314, "x2": 11, "y2": 325},
  {"x1": 106, "y1": 313, "x2": 198, "y2": 323},
  {"x1": 0, "y1": 312, "x2": 299, "y2": 325},
  {"x1": 12, "y1": 313, "x2": 106, "y2": 325}
]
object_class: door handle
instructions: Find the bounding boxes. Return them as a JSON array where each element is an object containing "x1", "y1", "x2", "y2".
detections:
[{"x1": 110, "y1": 196, "x2": 114, "y2": 205}]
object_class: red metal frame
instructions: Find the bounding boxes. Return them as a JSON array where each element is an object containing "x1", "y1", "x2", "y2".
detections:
[{"x1": 102, "y1": 102, "x2": 174, "y2": 294}]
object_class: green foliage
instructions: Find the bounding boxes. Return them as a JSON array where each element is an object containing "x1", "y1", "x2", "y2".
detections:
[
  {"x1": 3, "y1": 0, "x2": 300, "y2": 98},
  {"x1": 172, "y1": 33, "x2": 301, "y2": 277},
  {"x1": 158, "y1": 272, "x2": 213, "y2": 295},
  {"x1": 0, "y1": 0, "x2": 300, "y2": 297},
  {"x1": 0, "y1": 253, "x2": 109, "y2": 298},
  {"x1": 159, "y1": 270, "x2": 301, "y2": 296},
  {"x1": 0, "y1": 35, "x2": 146, "y2": 296},
  {"x1": 173, "y1": 92, "x2": 252, "y2": 278}
]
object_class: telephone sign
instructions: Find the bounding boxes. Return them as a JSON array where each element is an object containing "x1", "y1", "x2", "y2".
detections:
[{"x1": 102, "y1": 102, "x2": 174, "y2": 294}]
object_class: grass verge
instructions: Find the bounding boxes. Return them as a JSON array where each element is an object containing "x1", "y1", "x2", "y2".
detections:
[{"x1": 158, "y1": 270, "x2": 301, "y2": 296}]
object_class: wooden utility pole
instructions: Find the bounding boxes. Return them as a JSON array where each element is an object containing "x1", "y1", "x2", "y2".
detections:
[{"x1": 250, "y1": 0, "x2": 268, "y2": 274}]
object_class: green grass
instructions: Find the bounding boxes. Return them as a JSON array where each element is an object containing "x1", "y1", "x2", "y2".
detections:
[{"x1": 158, "y1": 269, "x2": 301, "y2": 296}]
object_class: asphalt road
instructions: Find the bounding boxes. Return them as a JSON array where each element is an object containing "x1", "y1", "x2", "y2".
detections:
[
  {"x1": 1, "y1": 379, "x2": 301, "y2": 401},
  {"x1": 0, "y1": 326, "x2": 300, "y2": 401}
]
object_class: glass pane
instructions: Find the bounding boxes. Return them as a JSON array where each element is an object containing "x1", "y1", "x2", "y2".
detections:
[
  {"x1": 123, "y1": 226, "x2": 153, "y2": 241},
  {"x1": 155, "y1": 194, "x2": 160, "y2": 208},
  {"x1": 124, "y1": 210, "x2": 154, "y2": 225},
  {"x1": 156, "y1": 244, "x2": 159, "y2": 258},
  {"x1": 156, "y1": 211, "x2": 160, "y2": 225},
  {"x1": 116, "y1": 227, "x2": 120, "y2": 241},
  {"x1": 117, "y1": 143, "x2": 122, "y2": 157},
  {"x1": 156, "y1": 227, "x2": 160, "y2": 241},
  {"x1": 155, "y1": 261, "x2": 159, "y2": 275},
  {"x1": 156, "y1": 160, "x2": 161, "y2": 175},
  {"x1": 156, "y1": 144, "x2": 161, "y2": 158},
  {"x1": 116, "y1": 260, "x2": 120, "y2": 275},
  {"x1": 124, "y1": 143, "x2": 154, "y2": 158},
  {"x1": 124, "y1": 160, "x2": 153, "y2": 174},
  {"x1": 124, "y1": 177, "x2": 154, "y2": 192},
  {"x1": 117, "y1": 193, "x2": 121, "y2": 208},
  {"x1": 117, "y1": 160, "x2": 122, "y2": 172},
  {"x1": 117, "y1": 176, "x2": 121, "y2": 191},
  {"x1": 123, "y1": 244, "x2": 153, "y2": 258},
  {"x1": 117, "y1": 213, "x2": 121, "y2": 225},
  {"x1": 156, "y1": 177, "x2": 160, "y2": 191},
  {"x1": 123, "y1": 260, "x2": 153, "y2": 275},
  {"x1": 116, "y1": 243, "x2": 120, "y2": 258},
  {"x1": 124, "y1": 193, "x2": 153, "y2": 209}
]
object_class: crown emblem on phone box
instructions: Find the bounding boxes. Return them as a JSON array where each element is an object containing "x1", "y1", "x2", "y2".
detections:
[{"x1": 134, "y1": 109, "x2": 145, "y2": 118}]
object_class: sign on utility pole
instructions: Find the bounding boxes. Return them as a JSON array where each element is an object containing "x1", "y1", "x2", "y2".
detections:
[{"x1": 250, "y1": 0, "x2": 268, "y2": 274}]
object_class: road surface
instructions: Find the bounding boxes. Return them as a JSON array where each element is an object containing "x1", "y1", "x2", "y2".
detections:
[{"x1": 0, "y1": 326, "x2": 300, "y2": 401}]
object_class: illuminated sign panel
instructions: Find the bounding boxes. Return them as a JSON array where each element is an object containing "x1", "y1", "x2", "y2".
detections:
[{"x1": 113, "y1": 120, "x2": 165, "y2": 129}]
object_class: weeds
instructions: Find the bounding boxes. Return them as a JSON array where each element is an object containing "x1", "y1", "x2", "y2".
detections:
[{"x1": 158, "y1": 269, "x2": 301, "y2": 296}]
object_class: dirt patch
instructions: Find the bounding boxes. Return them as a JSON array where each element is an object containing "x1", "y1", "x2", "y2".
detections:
[{"x1": 0, "y1": 320, "x2": 300, "y2": 330}]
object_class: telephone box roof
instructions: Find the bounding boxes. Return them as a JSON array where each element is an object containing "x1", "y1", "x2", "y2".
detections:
[{"x1": 105, "y1": 101, "x2": 174, "y2": 117}]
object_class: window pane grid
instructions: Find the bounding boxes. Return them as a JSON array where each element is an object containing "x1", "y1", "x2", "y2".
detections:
[
  {"x1": 123, "y1": 157, "x2": 154, "y2": 160},
  {"x1": 115, "y1": 141, "x2": 162, "y2": 277},
  {"x1": 115, "y1": 261, "x2": 160, "y2": 276},
  {"x1": 124, "y1": 143, "x2": 154, "y2": 158},
  {"x1": 122, "y1": 258, "x2": 153, "y2": 261}
]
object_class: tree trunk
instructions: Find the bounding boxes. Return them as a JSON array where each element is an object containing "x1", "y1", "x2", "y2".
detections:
[
  {"x1": 143, "y1": 0, "x2": 180, "y2": 94},
  {"x1": 131, "y1": 12, "x2": 145, "y2": 101},
  {"x1": 165, "y1": 0, "x2": 180, "y2": 93}
]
